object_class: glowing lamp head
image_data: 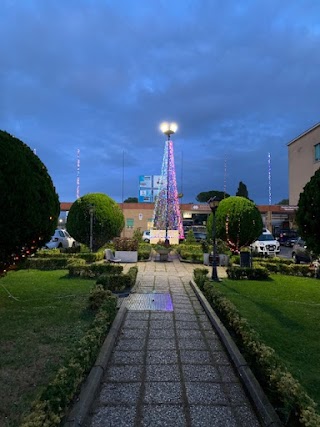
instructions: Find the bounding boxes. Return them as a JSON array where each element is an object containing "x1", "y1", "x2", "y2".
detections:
[{"x1": 160, "y1": 122, "x2": 178, "y2": 138}]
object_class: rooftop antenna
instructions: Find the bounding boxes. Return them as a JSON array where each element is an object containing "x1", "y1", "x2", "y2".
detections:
[
  {"x1": 223, "y1": 154, "x2": 227, "y2": 198},
  {"x1": 268, "y1": 152, "x2": 272, "y2": 205},
  {"x1": 76, "y1": 149, "x2": 80, "y2": 199}
]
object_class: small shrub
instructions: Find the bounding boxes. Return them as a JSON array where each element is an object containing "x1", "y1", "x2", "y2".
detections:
[
  {"x1": 185, "y1": 230, "x2": 197, "y2": 244},
  {"x1": 193, "y1": 268, "x2": 209, "y2": 290},
  {"x1": 113, "y1": 237, "x2": 139, "y2": 251},
  {"x1": 24, "y1": 257, "x2": 71, "y2": 270},
  {"x1": 88, "y1": 286, "x2": 113, "y2": 310}
]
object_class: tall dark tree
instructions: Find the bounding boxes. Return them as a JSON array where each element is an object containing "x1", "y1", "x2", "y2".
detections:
[
  {"x1": 196, "y1": 190, "x2": 230, "y2": 203},
  {"x1": 0, "y1": 130, "x2": 60, "y2": 272},
  {"x1": 236, "y1": 181, "x2": 249, "y2": 199},
  {"x1": 296, "y1": 169, "x2": 320, "y2": 254},
  {"x1": 66, "y1": 193, "x2": 124, "y2": 251},
  {"x1": 207, "y1": 196, "x2": 262, "y2": 252}
]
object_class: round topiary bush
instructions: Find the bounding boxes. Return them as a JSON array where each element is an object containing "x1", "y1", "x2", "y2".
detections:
[
  {"x1": 207, "y1": 196, "x2": 263, "y2": 252},
  {"x1": 0, "y1": 130, "x2": 60, "y2": 272},
  {"x1": 66, "y1": 193, "x2": 124, "y2": 251}
]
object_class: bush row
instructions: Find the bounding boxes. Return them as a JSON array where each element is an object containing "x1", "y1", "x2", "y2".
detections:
[
  {"x1": 68, "y1": 261, "x2": 123, "y2": 278},
  {"x1": 21, "y1": 294, "x2": 118, "y2": 427},
  {"x1": 226, "y1": 266, "x2": 270, "y2": 280},
  {"x1": 254, "y1": 261, "x2": 314, "y2": 277},
  {"x1": 193, "y1": 271, "x2": 320, "y2": 427},
  {"x1": 96, "y1": 266, "x2": 138, "y2": 292}
]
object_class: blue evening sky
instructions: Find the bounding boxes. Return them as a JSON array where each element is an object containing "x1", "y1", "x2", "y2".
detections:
[{"x1": 1, "y1": 0, "x2": 320, "y2": 204}]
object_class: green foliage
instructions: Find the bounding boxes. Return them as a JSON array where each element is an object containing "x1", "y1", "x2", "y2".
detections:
[
  {"x1": 179, "y1": 245, "x2": 203, "y2": 263},
  {"x1": 113, "y1": 237, "x2": 139, "y2": 251},
  {"x1": 185, "y1": 229, "x2": 197, "y2": 244},
  {"x1": 68, "y1": 261, "x2": 123, "y2": 278},
  {"x1": 66, "y1": 193, "x2": 124, "y2": 251},
  {"x1": 235, "y1": 181, "x2": 249, "y2": 199},
  {"x1": 207, "y1": 196, "x2": 262, "y2": 252},
  {"x1": 193, "y1": 268, "x2": 209, "y2": 290},
  {"x1": 88, "y1": 286, "x2": 113, "y2": 310},
  {"x1": 24, "y1": 257, "x2": 72, "y2": 270},
  {"x1": 0, "y1": 130, "x2": 60, "y2": 273},
  {"x1": 226, "y1": 266, "x2": 270, "y2": 280},
  {"x1": 123, "y1": 197, "x2": 138, "y2": 203},
  {"x1": 296, "y1": 169, "x2": 320, "y2": 255},
  {"x1": 138, "y1": 244, "x2": 152, "y2": 260},
  {"x1": 196, "y1": 190, "x2": 230, "y2": 203},
  {"x1": 276, "y1": 198, "x2": 289, "y2": 205},
  {"x1": 96, "y1": 266, "x2": 138, "y2": 292},
  {"x1": 133, "y1": 227, "x2": 143, "y2": 242}
]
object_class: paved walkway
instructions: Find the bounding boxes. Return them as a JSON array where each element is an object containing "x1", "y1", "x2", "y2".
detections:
[{"x1": 81, "y1": 257, "x2": 265, "y2": 427}]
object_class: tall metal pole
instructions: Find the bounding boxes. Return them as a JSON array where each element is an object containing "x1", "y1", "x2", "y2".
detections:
[
  {"x1": 211, "y1": 206, "x2": 219, "y2": 281},
  {"x1": 89, "y1": 207, "x2": 94, "y2": 252},
  {"x1": 165, "y1": 135, "x2": 170, "y2": 245}
]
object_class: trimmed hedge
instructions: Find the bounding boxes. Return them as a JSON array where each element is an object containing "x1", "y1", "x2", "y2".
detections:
[
  {"x1": 193, "y1": 271, "x2": 320, "y2": 427},
  {"x1": 23, "y1": 257, "x2": 73, "y2": 270},
  {"x1": 68, "y1": 262, "x2": 123, "y2": 279},
  {"x1": 226, "y1": 266, "x2": 269, "y2": 280},
  {"x1": 96, "y1": 266, "x2": 138, "y2": 292},
  {"x1": 36, "y1": 250, "x2": 104, "y2": 263}
]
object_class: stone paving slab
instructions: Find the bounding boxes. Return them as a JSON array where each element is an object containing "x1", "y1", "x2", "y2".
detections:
[{"x1": 69, "y1": 259, "x2": 281, "y2": 427}]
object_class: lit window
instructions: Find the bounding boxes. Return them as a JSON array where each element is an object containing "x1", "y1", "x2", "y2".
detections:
[
  {"x1": 315, "y1": 143, "x2": 320, "y2": 161},
  {"x1": 126, "y1": 218, "x2": 134, "y2": 228}
]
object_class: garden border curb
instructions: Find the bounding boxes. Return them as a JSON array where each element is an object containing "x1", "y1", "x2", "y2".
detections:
[
  {"x1": 63, "y1": 303, "x2": 128, "y2": 427},
  {"x1": 190, "y1": 279, "x2": 283, "y2": 427}
]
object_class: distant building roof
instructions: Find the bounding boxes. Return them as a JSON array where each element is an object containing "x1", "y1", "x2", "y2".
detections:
[{"x1": 287, "y1": 122, "x2": 320, "y2": 146}]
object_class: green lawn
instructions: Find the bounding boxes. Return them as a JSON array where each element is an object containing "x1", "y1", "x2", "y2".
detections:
[
  {"x1": 215, "y1": 275, "x2": 320, "y2": 407},
  {"x1": 0, "y1": 269, "x2": 95, "y2": 427}
]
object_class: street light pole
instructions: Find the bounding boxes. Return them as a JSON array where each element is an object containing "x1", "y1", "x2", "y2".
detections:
[
  {"x1": 89, "y1": 205, "x2": 94, "y2": 252},
  {"x1": 208, "y1": 197, "x2": 221, "y2": 282},
  {"x1": 160, "y1": 122, "x2": 178, "y2": 245}
]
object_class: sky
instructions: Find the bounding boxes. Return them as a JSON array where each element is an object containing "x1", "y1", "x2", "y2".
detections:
[{"x1": 1, "y1": 0, "x2": 320, "y2": 206}]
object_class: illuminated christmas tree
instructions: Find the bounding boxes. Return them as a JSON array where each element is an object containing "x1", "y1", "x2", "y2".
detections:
[{"x1": 153, "y1": 126, "x2": 184, "y2": 240}]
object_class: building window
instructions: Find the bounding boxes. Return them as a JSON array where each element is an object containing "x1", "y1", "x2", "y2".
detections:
[
  {"x1": 315, "y1": 143, "x2": 320, "y2": 161},
  {"x1": 126, "y1": 218, "x2": 134, "y2": 229}
]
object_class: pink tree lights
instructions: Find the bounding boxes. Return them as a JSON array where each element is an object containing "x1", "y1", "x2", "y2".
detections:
[{"x1": 153, "y1": 122, "x2": 184, "y2": 241}]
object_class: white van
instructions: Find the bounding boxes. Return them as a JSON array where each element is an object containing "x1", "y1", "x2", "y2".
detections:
[{"x1": 250, "y1": 229, "x2": 280, "y2": 256}]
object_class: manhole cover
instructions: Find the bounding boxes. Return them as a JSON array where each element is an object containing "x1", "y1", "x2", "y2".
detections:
[{"x1": 125, "y1": 293, "x2": 173, "y2": 311}]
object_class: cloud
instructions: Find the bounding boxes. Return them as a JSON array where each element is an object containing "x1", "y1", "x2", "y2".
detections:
[{"x1": 1, "y1": 0, "x2": 320, "y2": 205}]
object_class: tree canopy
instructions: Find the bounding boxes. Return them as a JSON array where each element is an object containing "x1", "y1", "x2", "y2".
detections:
[
  {"x1": 0, "y1": 130, "x2": 60, "y2": 272},
  {"x1": 207, "y1": 196, "x2": 262, "y2": 252},
  {"x1": 123, "y1": 197, "x2": 138, "y2": 203},
  {"x1": 296, "y1": 169, "x2": 320, "y2": 254},
  {"x1": 196, "y1": 190, "x2": 230, "y2": 203},
  {"x1": 236, "y1": 181, "x2": 249, "y2": 199},
  {"x1": 66, "y1": 193, "x2": 124, "y2": 251},
  {"x1": 276, "y1": 198, "x2": 289, "y2": 205}
]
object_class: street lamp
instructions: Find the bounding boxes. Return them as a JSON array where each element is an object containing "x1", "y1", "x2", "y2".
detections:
[
  {"x1": 208, "y1": 196, "x2": 221, "y2": 281},
  {"x1": 160, "y1": 122, "x2": 178, "y2": 245}
]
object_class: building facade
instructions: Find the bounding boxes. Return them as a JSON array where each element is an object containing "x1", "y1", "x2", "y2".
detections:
[
  {"x1": 59, "y1": 202, "x2": 295, "y2": 237},
  {"x1": 288, "y1": 123, "x2": 320, "y2": 206}
]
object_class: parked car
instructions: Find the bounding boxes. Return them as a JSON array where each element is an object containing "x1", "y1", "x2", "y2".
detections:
[
  {"x1": 142, "y1": 230, "x2": 150, "y2": 243},
  {"x1": 250, "y1": 229, "x2": 280, "y2": 256},
  {"x1": 193, "y1": 232, "x2": 207, "y2": 242},
  {"x1": 292, "y1": 238, "x2": 312, "y2": 264},
  {"x1": 277, "y1": 229, "x2": 298, "y2": 246},
  {"x1": 45, "y1": 229, "x2": 77, "y2": 249}
]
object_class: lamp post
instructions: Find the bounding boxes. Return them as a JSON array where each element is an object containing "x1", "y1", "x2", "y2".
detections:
[
  {"x1": 89, "y1": 205, "x2": 94, "y2": 252},
  {"x1": 208, "y1": 196, "x2": 221, "y2": 282},
  {"x1": 160, "y1": 122, "x2": 178, "y2": 245}
]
